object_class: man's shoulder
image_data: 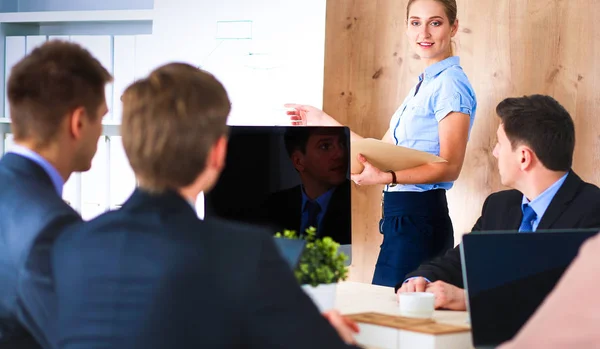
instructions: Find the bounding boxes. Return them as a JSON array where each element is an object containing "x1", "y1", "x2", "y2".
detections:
[
  {"x1": 332, "y1": 180, "x2": 351, "y2": 197},
  {"x1": 67, "y1": 208, "x2": 271, "y2": 249},
  {"x1": 575, "y1": 180, "x2": 600, "y2": 201},
  {"x1": 268, "y1": 185, "x2": 301, "y2": 200},
  {"x1": 53, "y1": 211, "x2": 274, "y2": 285},
  {"x1": 264, "y1": 185, "x2": 302, "y2": 209},
  {"x1": 484, "y1": 189, "x2": 523, "y2": 206},
  {"x1": 0, "y1": 167, "x2": 76, "y2": 218},
  {"x1": 204, "y1": 216, "x2": 273, "y2": 241},
  {"x1": 0, "y1": 166, "x2": 50, "y2": 195}
]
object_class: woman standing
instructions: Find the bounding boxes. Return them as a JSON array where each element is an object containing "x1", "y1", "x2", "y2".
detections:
[{"x1": 287, "y1": 0, "x2": 477, "y2": 287}]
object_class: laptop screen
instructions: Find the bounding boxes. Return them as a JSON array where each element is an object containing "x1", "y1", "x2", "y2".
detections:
[
  {"x1": 204, "y1": 126, "x2": 352, "y2": 247},
  {"x1": 460, "y1": 229, "x2": 598, "y2": 347}
]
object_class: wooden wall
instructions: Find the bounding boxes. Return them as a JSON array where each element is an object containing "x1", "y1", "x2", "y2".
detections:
[{"x1": 324, "y1": 0, "x2": 600, "y2": 283}]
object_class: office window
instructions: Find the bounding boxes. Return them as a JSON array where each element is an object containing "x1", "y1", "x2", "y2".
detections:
[
  {"x1": 63, "y1": 136, "x2": 136, "y2": 220},
  {"x1": 4, "y1": 133, "x2": 14, "y2": 153}
]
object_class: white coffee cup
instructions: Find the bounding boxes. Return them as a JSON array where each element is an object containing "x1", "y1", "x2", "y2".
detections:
[{"x1": 398, "y1": 292, "x2": 435, "y2": 318}]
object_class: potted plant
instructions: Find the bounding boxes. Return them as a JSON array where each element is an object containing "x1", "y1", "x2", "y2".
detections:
[{"x1": 275, "y1": 227, "x2": 349, "y2": 311}]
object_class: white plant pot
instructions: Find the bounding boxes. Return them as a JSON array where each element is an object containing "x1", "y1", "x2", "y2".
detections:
[{"x1": 302, "y1": 283, "x2": 337, "y2": 312}]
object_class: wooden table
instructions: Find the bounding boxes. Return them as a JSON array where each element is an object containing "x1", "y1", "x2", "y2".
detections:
[{"x1": 335, "y1": 281, "x2": 474, "y2": 349}]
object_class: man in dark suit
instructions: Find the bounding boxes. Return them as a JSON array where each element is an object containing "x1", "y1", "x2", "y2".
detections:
[
  {"x1": 262, "y1": 127, "x2": 351, "y2": 244},
  {"x1": 0, "y1": 41, "x2": 112, "y2": 349},
  {"x1": 397, "y1": 95, "x2": 600, "y2": 310},
  {"x1": 52, "y1": 63, "x2": 360, "y2": 348}
]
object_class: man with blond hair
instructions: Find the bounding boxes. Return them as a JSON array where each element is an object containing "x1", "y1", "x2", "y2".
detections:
[{"x1": 51, "y1": 63, "x2": 360, "y2": 348}]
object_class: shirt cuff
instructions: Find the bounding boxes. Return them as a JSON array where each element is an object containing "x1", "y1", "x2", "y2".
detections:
[
  {"x1": 404, "y1": 276, "x2": 432, "y2": 283},
  {"x1": 434, "y1": 92, "x2": 473, "y2": 122}
]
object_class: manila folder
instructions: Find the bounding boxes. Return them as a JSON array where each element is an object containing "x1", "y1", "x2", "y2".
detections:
[{"x1": 350, "y1": 138, "x2": 446, "y2": 174}]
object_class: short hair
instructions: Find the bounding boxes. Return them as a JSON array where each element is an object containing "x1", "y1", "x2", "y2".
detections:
[
  {"x1": 283, "y1": 127, "x2": 347, "y2": 158},
  {"x1": 121, "y1": 63, "x2": 231, "y2": 192},
  {"x1": 496, "y1": 95, "x2": 575, "y2": 171},
  {"x1": 7, "y1": 40, "x2": 112, "y2": 147},
  {"x1": 284, "y1": 127, "x2": 312, "y2": 158}
]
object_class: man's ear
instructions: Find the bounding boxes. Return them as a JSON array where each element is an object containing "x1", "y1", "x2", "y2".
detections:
[
  {"x1": 519, "y1": 146, "x2": 535, "y2": 171},
  {"x1": 209, "y1": 135, "x2": 228, "y2": 172},
  {"x1": 68, "y1": 107, "x2": 87, "y2": 140},
  {"x1": 291, "y1": 150, "x2": 305, "y2": 172}
]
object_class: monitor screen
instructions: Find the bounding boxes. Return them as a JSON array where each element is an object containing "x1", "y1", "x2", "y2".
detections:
[
  {"x1": 204, "y1": 126, "x2": 352, "y2": 246},
  {"x1": 461, "y1": 229, "x2": 599, "y2": 347}
]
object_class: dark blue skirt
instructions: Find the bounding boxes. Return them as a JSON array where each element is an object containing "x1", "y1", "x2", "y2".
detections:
[{"x1": 371, "y1": 189, "x2": 453, "y2": 287}]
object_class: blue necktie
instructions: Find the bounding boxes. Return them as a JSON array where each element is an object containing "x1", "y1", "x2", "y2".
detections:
[
  {"x1": 519, "y1": 204, "x2": 537, "y2": 232},
  {"x1": 301, "y1": 200, "x2": 321, "y2": 236}
]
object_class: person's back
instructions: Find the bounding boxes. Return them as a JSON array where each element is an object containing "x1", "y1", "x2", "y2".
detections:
[
  {"x1": 0, "y1": 154, "x2": 79, "y2": 347},
  {"x1": 53, "y1": 188, "x2": 351, "y2": 348},
  {"x1": 0, "y1": 40, "x2": 111, "y2": 348},
  {"x1": 52, "y1": 62, "x2": 358, "y2": 348}
]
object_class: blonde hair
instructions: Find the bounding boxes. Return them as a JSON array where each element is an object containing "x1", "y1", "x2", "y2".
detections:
[
  {"x1": 121, "y1": 63, "x2": 230, "y2": 192},
  {"x1": 406, "y1": 0, "x2": 457, "y2": 24}
]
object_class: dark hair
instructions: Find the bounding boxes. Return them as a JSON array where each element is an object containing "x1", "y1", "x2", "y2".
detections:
[
  {"x1": 7, "y1": 40, "x2": 112, "y2": 147},
  {"x1": 283, "y1": 127, "x2": 347, "y2": 158},
  {"x1": 407, "y1": 0, "x2": 457, "y2": 25},
  {"x1": 284, "y1": 127, "x2": 311, "y2": 158},
  {"x1": 496, "y1": 95, "x2": 575, "y2": 171},
  {"x1": 121, "y1": 63, "x2": 230, "y2": 192}
]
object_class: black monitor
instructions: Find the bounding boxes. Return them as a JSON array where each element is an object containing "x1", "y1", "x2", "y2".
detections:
[
  {"x1": 204, "y1": 126, "x2": 352, "y2": 248},
  {"x1": 460, "y1": 229, "x2": 599, "y2": 348}
]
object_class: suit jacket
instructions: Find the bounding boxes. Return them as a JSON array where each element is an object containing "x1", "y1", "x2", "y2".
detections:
[
  {"x1": 52, "y1": 189, "x2": 357, "y2": 349},
  {"x1": 400, "y1": 171, "x2": 600, "y2": 290},
  {"x1": 262, "y1": 181, "x2": 351, "y2": 244},
  {"x1": 0, "y1": 154, "x2": 81, "y2": 349},
  {"x1": 498, "y1": 232, "x2": 600, "y2": 349}
]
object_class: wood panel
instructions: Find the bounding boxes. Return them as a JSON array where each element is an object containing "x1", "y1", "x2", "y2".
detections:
[{"x1": 324, "y1": 0, "x2": 600, "y2": 283}]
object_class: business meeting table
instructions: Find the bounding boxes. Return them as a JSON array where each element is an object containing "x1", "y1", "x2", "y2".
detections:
[{"x1": 335, "y1": 281, "x2": 474, "y2": 349}]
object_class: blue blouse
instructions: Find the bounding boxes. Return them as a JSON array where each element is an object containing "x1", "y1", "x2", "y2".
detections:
[{"x1": 387, "y1": 56, "x2": 477, "y2": 192}]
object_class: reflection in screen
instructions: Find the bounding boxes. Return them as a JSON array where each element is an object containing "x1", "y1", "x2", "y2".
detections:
[{"x1": 204, "y1": 126, "x2": 351, "y2": 245}]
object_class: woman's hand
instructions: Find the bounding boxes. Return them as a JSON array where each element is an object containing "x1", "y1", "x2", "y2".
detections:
[
  {"x1": 284, "y1": 103, "x2": 340, "y2": 127},
  {"x1": 351, "y1": 154, "x2": 392, "y2": 186}
]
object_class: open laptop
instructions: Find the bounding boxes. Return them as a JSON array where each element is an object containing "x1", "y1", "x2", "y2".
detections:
[
  {"x1": 460, "y1": 229, "x2": 599, "y2": 349},
  {"x1": 273, "y1": 238, "x2": 306, "y2": 270}
]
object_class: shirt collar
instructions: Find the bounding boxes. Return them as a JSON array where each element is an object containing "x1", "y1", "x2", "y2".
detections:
[
  {"x1": 301, "y1": 186, "x2": 336, "y2": 212},
  {"x1": 423, "y1": 56, "x2": 460, "y2": 80},
  {"x1": 9, "y1": 144, "x2": 65, "y2": 195},
  {"x1": 521, "y1": 173, "x2": 569, "y2": 220}
]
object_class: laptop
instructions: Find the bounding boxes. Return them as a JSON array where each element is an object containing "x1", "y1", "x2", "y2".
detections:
[
  {"x1": 273, "y1": 237, "x2": 307, "y2": 270},
  {"x1": 460, "y1": 229, "x2": 599, "y2": 349}
]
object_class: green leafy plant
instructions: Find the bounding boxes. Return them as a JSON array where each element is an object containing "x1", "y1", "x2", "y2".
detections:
[{"x1": 275, "y1": 226, "x2": 349, "y2": 287}]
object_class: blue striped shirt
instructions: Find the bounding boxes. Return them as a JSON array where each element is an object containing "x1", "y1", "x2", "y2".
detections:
[{"x1": 387, "y1": 56, "x2": 477, "y2": 192}]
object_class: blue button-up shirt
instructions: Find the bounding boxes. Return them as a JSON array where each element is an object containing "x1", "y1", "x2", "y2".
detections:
[
  {"x1": 387, "y1": 56, "x2": 477, "y2": 192},
  {"x1": 522, "y1": 173, "x2": 569, "y2": 231},
  {"x1": 9, "y1": 144, "x2": 64, "y2": 195}
]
